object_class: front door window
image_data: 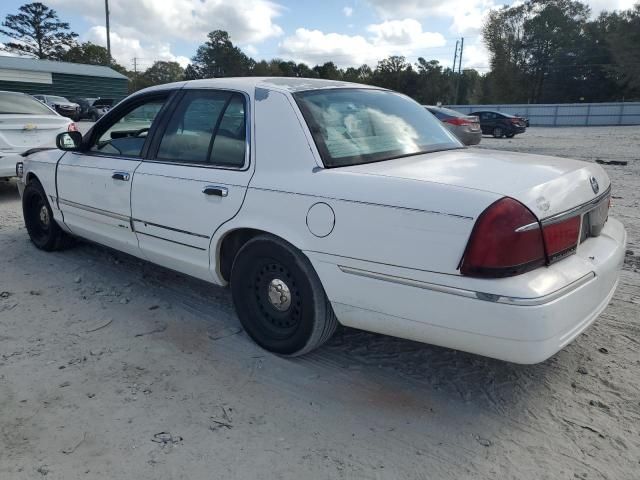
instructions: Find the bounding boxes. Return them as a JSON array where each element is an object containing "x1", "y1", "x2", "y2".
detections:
[{"x1": 90, "y1": 98, "x2": 167, "y2": 157}]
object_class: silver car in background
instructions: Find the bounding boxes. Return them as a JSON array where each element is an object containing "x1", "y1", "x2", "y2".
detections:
[{"x1": 425, "y1": 105, "x2": 482, "y2": 146}]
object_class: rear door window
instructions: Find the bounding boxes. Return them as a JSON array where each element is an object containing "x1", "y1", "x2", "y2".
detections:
[{"x1": 155, "y1": 90, "x2": 247, "y2": 167}]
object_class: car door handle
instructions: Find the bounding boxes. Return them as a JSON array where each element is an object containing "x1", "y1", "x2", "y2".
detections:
[
  {"x1": 112, "y1": 171, "x2": 130, "y2": 181},
  {"x1": 202, "y1": 185, "x2": 228, "y2": 197}
]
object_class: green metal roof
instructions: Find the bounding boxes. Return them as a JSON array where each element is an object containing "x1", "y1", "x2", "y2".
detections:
[{"x1": 0, "y1": 55, "x2": 127, "y2": 79}]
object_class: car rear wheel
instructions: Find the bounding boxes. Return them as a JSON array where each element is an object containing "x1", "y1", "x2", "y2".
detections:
[
  {"x1": 492, "y1": 127, "x2": 504, "y2": 138},
  {"x1": 22, "y1": 180, "x2": 74, "y2": 251},
  {"x1": 230, "y1": 234, "x2": 338, "y2": 356}
]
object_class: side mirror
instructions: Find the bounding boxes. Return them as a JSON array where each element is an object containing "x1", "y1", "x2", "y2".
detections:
[{"x1": 56, "y1": 131, "x2": 83, "y2": 151}]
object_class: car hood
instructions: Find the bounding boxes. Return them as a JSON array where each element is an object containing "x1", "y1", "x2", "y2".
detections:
[{"x1": 338, "y1": 148, "x2": 610, "y2": 220}]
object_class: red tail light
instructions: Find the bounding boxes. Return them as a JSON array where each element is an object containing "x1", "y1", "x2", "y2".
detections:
[
  {"x1": 542, "y1": 216, "x2": 580, "y2": 262},
  {"x1": 68, "y1": 122, "x2": 79, "y2": 132},
  {"x1": 460, "y1": 198, "x2": 545, "y2": 278},
  {"x1": 461, "y1": 198, "x2": 584, "y2": 278},
  {"x1": 444, "y1": 117, "x2": 472, "y2": 126}
]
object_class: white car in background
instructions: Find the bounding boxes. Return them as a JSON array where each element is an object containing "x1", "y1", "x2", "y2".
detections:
[
  {"x1": 0, "y1": 91, "x2": 77, "y2": 179},
  {"x1": 15, "y1": 78, "x2": 626, "y2": 364}
]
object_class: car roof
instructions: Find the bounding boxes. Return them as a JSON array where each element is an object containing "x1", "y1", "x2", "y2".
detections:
[{"x1": 138, "y1": 77, "x2": 384, "y2": 96}]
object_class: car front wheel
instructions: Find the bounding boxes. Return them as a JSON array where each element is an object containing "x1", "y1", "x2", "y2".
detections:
[
  {"x1": 230, "y1": 234, "x2": 338, "y2": 356},
  {"x1": 22, "y1": 180, "x2": 74, "y2": 251}
]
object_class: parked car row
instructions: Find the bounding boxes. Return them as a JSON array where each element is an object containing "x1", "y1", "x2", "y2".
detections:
[
  {"x1": 31, "y1": 94, "x2": 114, "y2": 121},
  {"x1": 424, "y1": 106, "x2": 529, "y2": 143},
  {"x1": 69, "y1": 97, "x2": 114, "y2": 121},
  {"x1": 0, "y1": 90, "x2": 77, "y2": 179}
]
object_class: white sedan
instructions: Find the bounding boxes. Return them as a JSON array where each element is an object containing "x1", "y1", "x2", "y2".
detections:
[
  {"x1": 0, "y1": 90, "x2": 77, "y2": 179},
  {"x1": 15, "y1": 78, "x2": 626, "y2": 363}
]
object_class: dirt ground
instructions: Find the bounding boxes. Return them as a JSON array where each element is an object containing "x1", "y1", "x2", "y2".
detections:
[{"x1": 1, "y1": 126, "x2": 639, "y2": 479}]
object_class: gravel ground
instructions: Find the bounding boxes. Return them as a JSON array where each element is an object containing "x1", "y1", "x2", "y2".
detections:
[{"x1": 1, "y1": 126, "x2": 639, "y2": 479}]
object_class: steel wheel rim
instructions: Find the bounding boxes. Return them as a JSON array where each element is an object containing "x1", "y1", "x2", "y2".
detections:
[{"x1": 252, "y1": 261, "x2": 302, "y2": 337}]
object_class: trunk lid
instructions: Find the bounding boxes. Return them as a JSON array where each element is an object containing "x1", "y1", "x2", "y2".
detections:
[
  {"x1": 0, "y1": 114, "x2": 69, "y2": 153},
  {"x1": 338, "y1": 148, "x2": 609, "y2": 220}
]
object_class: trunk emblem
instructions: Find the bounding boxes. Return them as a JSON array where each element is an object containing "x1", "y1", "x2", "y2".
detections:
[
  {"x1": 536, "y1": 196, "x2": 550, "y2": 212},
  {"x1": 590, "y1": 176, "x2": 599, "y2": 194}
]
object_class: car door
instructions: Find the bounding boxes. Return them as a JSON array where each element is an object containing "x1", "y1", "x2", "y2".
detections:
[
  {"x1": 131, "y1": 89, "x2": 253, "y2": 281},
  {"x1": 57, "y1": 91, "x2": 173, "y2": 256},
  {"x1": 483, "y1": 112, "x2": 498, "y2": 134}
]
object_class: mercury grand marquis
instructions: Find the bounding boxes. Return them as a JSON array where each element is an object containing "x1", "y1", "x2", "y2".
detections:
[{"x1": 16, "y1": 78, "x2": 626, "y2": 363}]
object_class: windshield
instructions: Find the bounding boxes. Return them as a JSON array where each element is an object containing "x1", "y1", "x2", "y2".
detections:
[
  {"x1": 48, "y1": 96, "x2": 71, "y2": 103},
  {"x1": 0, "y1": 92, "x2": 56, "y2": 115},
  {"x1": 294, "y1": 88, "x2": 462, "y2": 168}
]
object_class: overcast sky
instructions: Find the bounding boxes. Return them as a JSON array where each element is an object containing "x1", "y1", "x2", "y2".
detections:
[{"x1": 1, "y1": 0, "x2": 637, "y2": 72}]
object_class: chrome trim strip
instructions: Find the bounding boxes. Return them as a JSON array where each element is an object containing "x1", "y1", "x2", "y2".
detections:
[
  {"x1": 515, "y1": 221, "x2": 539, "y2": 232},
  {"x1": 58, "y1": 198, "x2": 129, "y2": 222},
  {"x1": 136, "y1": 231, "x2": 207, "y2": 250},
  {"x1": 338, "y1": 265, "x2": 596, "y2": 306},
  {"x1": 132, "y1": 219, "x2": 210, "y2": 239},
  {"x1": 541, "y1": 186, "x2": 611, "y2": 226},
  {"x1": 250, "y1": 186, "x2": 474, "y2": 220}
]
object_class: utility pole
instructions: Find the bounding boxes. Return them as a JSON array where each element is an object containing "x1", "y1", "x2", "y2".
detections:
[
  {"x1": 454, "y1": 37, "x2": 464, "y2": 104},
  {"x1": 452, "y1": 40, "x2": 459, "y2": 72},
  {"x1": 105, "y1": 0, "x2": 111, "y2": 63},
  {"x1": 133, "y1": 57, "x2": 137, "y2": 91},
  {"x1": 451, "y1": 40, "x2": 459, "y2": 105}
]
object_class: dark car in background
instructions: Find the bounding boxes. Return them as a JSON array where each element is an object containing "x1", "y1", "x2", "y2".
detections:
[
  {"x1": 424, "y1": 106, "x2": 482, "y2": 145},
  {"x1": 33, "y1": 94, "x2": 80, "y2": 121},
  {"x1": 70, "y1": 97, "x2": 114, "y2": 121},
  {"x1": 471, "y1": 110, "x2": 527, "y2": 138}
]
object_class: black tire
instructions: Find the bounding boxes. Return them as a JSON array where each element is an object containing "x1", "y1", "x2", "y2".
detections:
[
  {"x1": 22, "y1": 180, "x2": 74, "y2": 251},
  {"x1": 230, "y1": 234, "x2": 338, "y2": 356},
  {"x1": 492, "y1": 127, "x2": 504, "y2": 138},
  {"x1": 506, "y1": 132, "x2": 515, "y2": 138}
]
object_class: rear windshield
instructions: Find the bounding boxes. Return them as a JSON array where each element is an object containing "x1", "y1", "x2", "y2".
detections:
[
  {"x1": 431, "y1": 106, "x2": 467, "y2": 118},
  {"x1": 294, "y1": 89, "x2": 462, "y2": 168},
  {"x1": 0, "y1": 92, "x2": 55, "y2": 115}
]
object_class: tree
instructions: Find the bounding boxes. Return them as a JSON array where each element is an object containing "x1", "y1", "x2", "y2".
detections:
[
  {"x1": 191, "y1": 30, "x2": 253, "y2": 78},
  {"x1": 343, "y1": 64, "x2": 372, "y2": 83},
  {"x1": 604, "y1": 5, "x2": 640, "y2": 99},
  {"x1": 62, "y1": 42, "x2": 111, "y2": 65},
  {"x1": 372, "y1": 56, "x2": 412, "y2": 93},
  {"x1": 141, "y1": 61, "x2": 185, "y2": 87},
  {"x1": 313, "y1": 61, "x2": 342, "y2": 80},
  {"x1": 0, "y1": 2, "x2": 77, "y2": 59}
]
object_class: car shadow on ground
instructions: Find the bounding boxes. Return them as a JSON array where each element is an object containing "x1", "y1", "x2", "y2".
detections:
[
  {"x1": 0, "y1": 179, "x2": 19, "y2": 204},
  {"x1": 56, "y1": 234, "x2": 556, "y2": 415}
]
